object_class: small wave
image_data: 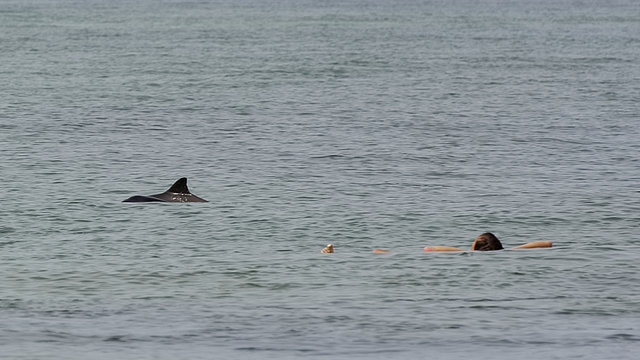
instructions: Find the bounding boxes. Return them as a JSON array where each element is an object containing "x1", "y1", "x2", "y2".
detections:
[
  {"x1": 104, "y1": 335, "x2": 128, "y2": 342},
  {"x1": 0, "y1": 226, "x2": 16, "y2": 234},
  {"x1": 606, "y1": 333, "x2": 640, "y2": 342},
  {"x1": 310, "y1": 154, "x2": 345, "y2": 159}
]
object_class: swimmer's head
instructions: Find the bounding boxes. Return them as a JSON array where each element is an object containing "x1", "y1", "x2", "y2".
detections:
[{"x1": 471, "y1": 232, "x2": 503, "y2": 251}]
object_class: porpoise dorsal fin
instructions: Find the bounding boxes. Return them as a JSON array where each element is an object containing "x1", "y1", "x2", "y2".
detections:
[{"x1": 166, "y1": 177, "x2": 191, "y2": 194}]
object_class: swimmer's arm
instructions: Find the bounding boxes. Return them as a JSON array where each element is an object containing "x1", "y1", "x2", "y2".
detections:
[
  {"x1": 512, "y1": 241, "x2": 552, "y2": 249},
  {"x1": 423, "y1": 246, "x2": 465, "y2": 252}
]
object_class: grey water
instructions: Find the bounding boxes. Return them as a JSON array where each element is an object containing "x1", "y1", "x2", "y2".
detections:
[{"x1": 1, "y1": 0, "x2": 639, "y2": 358}]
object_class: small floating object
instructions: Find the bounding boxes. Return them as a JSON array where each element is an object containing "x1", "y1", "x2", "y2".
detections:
[
  {"x1": 372, "y1": 249, "x2": 391, "y2": 253},
  {"x1": 321, "y1": 244, "x2": 334, "y2": 253}
]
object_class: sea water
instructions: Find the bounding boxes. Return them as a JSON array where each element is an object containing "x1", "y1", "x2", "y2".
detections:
[{"x1": 1, "y1": 0, "x2": 639, "y2": 359}]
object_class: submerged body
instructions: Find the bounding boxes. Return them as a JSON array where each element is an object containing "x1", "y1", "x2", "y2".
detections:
[
  {"x1": 123, "y1": 178, "x2": 208, "y2": 203},
  {"x1": 423, "y1": 232, "x2": 552, "y2": 252},
  {"x1": 325, "y1": 233, "x2": 551, "y2": 254}
]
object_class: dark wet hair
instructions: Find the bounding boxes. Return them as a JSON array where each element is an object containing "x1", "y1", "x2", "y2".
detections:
[{"x1": 471, "y1": 232, "x2": 504, "y2": 251}]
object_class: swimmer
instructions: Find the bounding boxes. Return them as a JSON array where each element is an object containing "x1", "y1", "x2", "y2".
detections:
[
  {"x1": 423, "y1": 232, "x2": 552, "y2": 252},
  {"x1": 321, "y1": 233, "x2": 550, "y2": 253}
]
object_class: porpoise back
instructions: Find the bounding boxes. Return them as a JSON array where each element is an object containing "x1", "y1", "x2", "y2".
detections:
[{"x1": 123, "y1": 177, "x2": 208, "y2": 203}]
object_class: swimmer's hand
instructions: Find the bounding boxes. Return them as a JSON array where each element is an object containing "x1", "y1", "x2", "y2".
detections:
[{"x1": 321, "y1": 244, "x2": 334, "y2": 253}]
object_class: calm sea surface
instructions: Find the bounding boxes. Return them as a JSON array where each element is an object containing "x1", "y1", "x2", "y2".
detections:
[{"x1": 1, "y1": 0, "x2": 639, "y2": 359}]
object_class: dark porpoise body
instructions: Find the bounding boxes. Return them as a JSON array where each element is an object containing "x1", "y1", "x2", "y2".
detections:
[{"x1": 123, "y1": 178, "x2": 208, "y2": 203}]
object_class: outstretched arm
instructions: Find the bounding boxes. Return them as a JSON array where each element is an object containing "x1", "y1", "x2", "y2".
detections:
[
  {"x1": 512, "y1": 241, "x2": 552, "y2": 249},
  {"x1": 423, "y1": 246, "x2": 465, "y2": 252}
]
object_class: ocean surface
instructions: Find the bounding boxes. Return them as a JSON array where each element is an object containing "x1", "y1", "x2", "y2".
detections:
[{"x1": 1, "y1": 0, "x2": 639, "y2": 358}]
